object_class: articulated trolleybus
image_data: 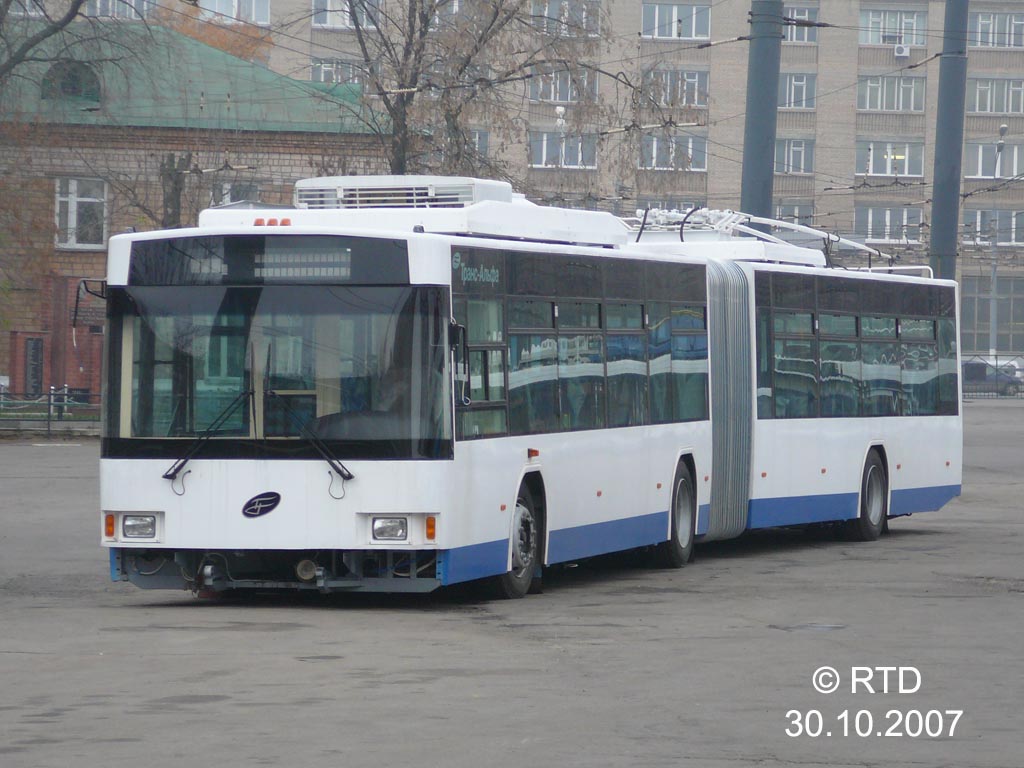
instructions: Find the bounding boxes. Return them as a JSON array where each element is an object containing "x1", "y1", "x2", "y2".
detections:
[{"x1": 101, "y1": 176, "x2": 962, "y2": 598}]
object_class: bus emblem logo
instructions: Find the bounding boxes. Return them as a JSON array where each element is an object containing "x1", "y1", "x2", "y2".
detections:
[{"x1": 243, "y1": 492, "x2": 281, "y2": 518}]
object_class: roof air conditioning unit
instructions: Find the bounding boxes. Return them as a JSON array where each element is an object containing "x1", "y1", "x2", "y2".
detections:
[{"x1": 893, "y1": 43, "x2": 911, "y2": 58}]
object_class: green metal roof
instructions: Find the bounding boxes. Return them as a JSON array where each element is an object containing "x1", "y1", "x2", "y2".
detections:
[{"x1": 1, "y1": 21, "x2": 375, "y2": 134}]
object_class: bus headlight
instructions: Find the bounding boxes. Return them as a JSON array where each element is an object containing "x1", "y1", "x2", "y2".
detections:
[
  {"x1": 122, "y1": 515, "x2": 157, "y2": 539},
  {"x1": 372, "y1": 517, "x2": 408, "y2": 541}
]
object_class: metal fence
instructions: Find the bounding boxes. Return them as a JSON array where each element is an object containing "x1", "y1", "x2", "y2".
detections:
[
  {"x1": 961, "y1": 355, "x2": 1024, "y2": 399},
  {"x1": 0, "y1": 386, "x2": 101, "y2": 434}
]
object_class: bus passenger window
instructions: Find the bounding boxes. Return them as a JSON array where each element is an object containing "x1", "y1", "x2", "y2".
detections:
[
  {"x1": 509, "y1": 334, "x2": 558, "y2": 434},
  {"x1": 467, "y1": 299, "x2": 503, "y2": 342},
  {"x1": 773, "y1": 339, "x2": 818, "y2": 418},
  {"x1": 607, "y1": 334, "x2": 647, "y2": 427},
  {"x1": 559, "y1": 334, "x2": 604, "y2": 430}
]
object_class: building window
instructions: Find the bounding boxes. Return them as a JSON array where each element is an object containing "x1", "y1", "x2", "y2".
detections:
[
  {"x1": 311, "y1": 58, "x2": 369, "y2": 84},
  {"x1": 637, "y1": 198, "x2": 705, "y2": 212},
  {"x1": 969, "y1": 12, "x2": 1024, "y2": 48},
  {"x1": 313, "y1": 0, "x2": 378, "y2": 28},
  {"x1": 84, "y1": 0, "x2": 151, "y2": 18},
  {"x1": 775, "y1": 139, "x2": 814, "y2": 174},
  {"x1": 471, "y1": 129, "x2": 489, "y2": 157},
  {"x1": 56, "y1": 179, "x2": 106, "y2": 249},
  {"x1": 859, "y1": 9, "x2": 926, "y2": 46},
  {"x1": 532, "y1": 0, "x2": 600, "y2": 37},
  {"x1": 641, "y1": 4, "x2": 711, "y2": 40},
  {"x1": 529, "y1": 132, "x2": 598, "y2": 169},
  {"x1": 855, "y1": 205, "x2": 922, "y2": 242},
  {"x1": 857, "y1": 75, "x2": 924, "y2": 112},
  {"x1": 964, "y1": 142, "x2": 1022, "y2": 178},
  {"x1": 10, "y1": 0, "x2": 45, "y2": 15},
  {"x1": 529, "y1": 66, "x2": 597, "y2": 103},
  {"x1": 212, "y1": 182, "x2": 259, "y2": 206},
  {"x1": 640, "y1": 134, "x2": 707, "y2": 171},
  {"x1": 968, "y1": 78, "x2": 1024, "y2": 114},
  {"x1": 784, "y1": 6, "x2": 818, "y2": 43},
  {"x1": 855, "y1": 141, "x2": 924, "y2": 176},
  {"x1": 641, "y1": 69, "x2": 709, "y2": 107},
  {"x1": 41, "y1": 62, "x2": 100, "y2": 104},
  {"x1": 774, "y1": 201, "x2": 814, "y2": 225},
  {"x1": 778, "y1": 74, "x2": 816, "y2": 109},
  {"x1": 200, "y1": 0, "x2": 269, "y2": 23},
  {"x1": 962, "y1": 210, "x2": 1024, "y2": 244}
]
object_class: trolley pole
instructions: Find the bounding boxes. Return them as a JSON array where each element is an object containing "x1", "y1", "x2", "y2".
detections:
[
  {"x1": 929, "y1": 0, "x2": 970, "y2": 281},
  {"x1": 740, "y1": 0, "x2": 784, "y2": 222}
]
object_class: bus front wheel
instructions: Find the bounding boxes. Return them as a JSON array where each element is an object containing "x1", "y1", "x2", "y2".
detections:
[
  {"x1": 494, "y1": 489, "x2": 541, "y2": 599},
  {"x1": 847, "y1": 450, "x2": 887, "y2": 542},
  {"x1": 655, "y1": 462, "x2": 696, "y2": 568}
]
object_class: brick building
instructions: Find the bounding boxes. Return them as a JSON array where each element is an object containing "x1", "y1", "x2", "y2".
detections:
[{"x1": 0, "y1": 22, "x2": 387, "y2": 396}]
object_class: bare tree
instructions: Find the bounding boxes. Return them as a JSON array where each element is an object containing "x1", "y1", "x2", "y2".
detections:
[{"x1": 339, "y1": 0, "x2": 609, "y2": 181}]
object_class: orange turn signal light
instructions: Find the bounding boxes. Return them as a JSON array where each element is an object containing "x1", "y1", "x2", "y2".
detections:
[
  {"x1": 425, "y1": 516, "x2": 436, "y2": 541},
  {"x1": 527, "y1": 448, "x2": 540, "y2": 459},
  {"x1": 104, "y1": 514, "x2": 115, "y2": 538}
]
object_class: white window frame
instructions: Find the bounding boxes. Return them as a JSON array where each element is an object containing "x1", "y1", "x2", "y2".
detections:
[
  {"x1": 969, "y1": 12, "x2": 1024, "y2": 48},
  {"x1": 962, "y1": 210, "x2": 1024, "y2": 245},
  {"x1": 311, "y1": 58, "x2": 368, "y2": 84},
  {"x1": 529, "y1": 132, "x2": 598, "y2": 169},
  {"x1": 313, "y1": 0, "x2": 378, "y2": 29},
  {"x1": 857, "y1": 75, "x2": 925, "y2": 112},
  {"x1": 85, "y1": 0, "x2": 151, "y2": 18},
  {"x1": 200, "y1": 0, "x2": 270, "y2": 24},
  {"x1": 639, "y1": 134, "x2": 707, "y2": 172},
  {"x1": 774, "y1": 201, "x2": 815, "y2": 226},
  {"x1": 775, "y1": 139, "x2": 814, "y2": 174},
  {"x1": 642, "y1": 69, "x2": 709, "y2": 107},
  {"x1": 529, "y1": 67, "x2": 596, "y2": 104},
  {"x1": 10, "y1": 0, "x2": 46, "y2": 15},
  {"x1": 968, "y1": 78, "x2": 1024, "y2": 114},
  {"x1": 856, "y1": 141, "x2": 924, "y2": 177},
  {"x1": 779, "y1": 74, "x2": 816, "y2": 109},
  {"x1": 641, "y1": 4, "x2": 711, "y2": 40},
  {"x1": 532, "y1": 0, "x2": 601, "y2": 38},
  {"x1": 783, "y1": 6, "x2": 818, "y2": 43},
  {"x1": 55, "y1": 178, "x2": 107, "y2": 250},
  {"x1": 855, "y1": 205, "x2": 923, "y2": 243},
  {"x1": 859, "y1": 9, "x2": 926, "y2": 46},
  {"x1": 964, "y1": 143, "x2": 1022, "y2": 179}
]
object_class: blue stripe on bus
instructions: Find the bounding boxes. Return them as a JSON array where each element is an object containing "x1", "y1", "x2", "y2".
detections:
[
  {"x1": 547, "y1": 511, "x2": 669, "y2": 564},
  {"x1": 747, "y1": 493, "x2": 859, "y2": 529},
  {"x1": 696, "y1": 504, "x2": 711, "y2": 536},
  {"x1": 437, "y1": 538, "x2": 509, "y2": 585},
  {"x1": 747, "y1": 484, "x2": 962, "y2": 529},
  {"x1": 890, "y1": 484, "x2": 961, "y2": 515}
]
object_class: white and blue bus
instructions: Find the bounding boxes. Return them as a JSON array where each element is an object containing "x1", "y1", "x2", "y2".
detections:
[{"x1": 100, "y1": 176, "x2": 962, "y2": 598}]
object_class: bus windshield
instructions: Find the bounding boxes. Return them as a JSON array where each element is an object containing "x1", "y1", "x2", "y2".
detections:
[{"x1": 109, "y1": 285, "x2": 451, "y2": 456}]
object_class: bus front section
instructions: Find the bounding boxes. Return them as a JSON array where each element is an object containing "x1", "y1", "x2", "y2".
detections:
[{"x1": 101, "y1": 231, "x2": 458, "y2": 593}]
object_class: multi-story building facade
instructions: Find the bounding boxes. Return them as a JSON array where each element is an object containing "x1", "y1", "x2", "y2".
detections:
[
  {"x1": 0, "y1": 22, "x2": 386, "y2": 395},
  {"x1": 162, "y1": 0, "x2": 1021, "y2": 356},
  {"x1": 6, "y1": 0, "x2": 1022, "y2": 377}
]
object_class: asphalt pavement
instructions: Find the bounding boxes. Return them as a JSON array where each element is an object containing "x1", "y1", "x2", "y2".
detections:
[{"x1": 0, "y1": 400, "x2": 1021, "y2": 767}]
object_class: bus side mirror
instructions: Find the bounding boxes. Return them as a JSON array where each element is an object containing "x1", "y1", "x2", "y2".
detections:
[{"x1": 450, "y1": 321, "x2": 471, "y2": 405}]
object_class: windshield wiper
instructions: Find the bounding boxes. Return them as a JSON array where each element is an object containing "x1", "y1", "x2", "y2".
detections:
[
  {"x1": 162, "y1": 389, "x2": 252, "y2": 481},
  {"x1": 264, "y1": 389, "x2": 355, "y2": 481}
]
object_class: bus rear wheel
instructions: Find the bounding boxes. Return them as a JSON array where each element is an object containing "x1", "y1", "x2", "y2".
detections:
[
  {"x1": 494, "y1": 489, "x2": 541, "y2": 599},
  {"x1": 655, "y1": 462, "x2": 696, "y2": 568},
  {"x1": 847, "y1": 450, "x2": 887, "y2": 542}
]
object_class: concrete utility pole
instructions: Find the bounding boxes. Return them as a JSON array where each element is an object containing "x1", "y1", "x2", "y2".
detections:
[
  {"x1": 739, "y1": 0, "x2": 783, "y2": 220},
  {"x1": 929, "y1": 0, "x2": 970, "y2": 281}
]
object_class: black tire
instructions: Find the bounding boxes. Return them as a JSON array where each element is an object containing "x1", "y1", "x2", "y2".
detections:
[
  {"x1": 494, "y1": 489, "x2": 541, "y2": 599},
  {"x1": 654, "y1": 462, "x2": 696, "y2": 568},
  {"x1": 846, "y1": 450, "x2": 887, "y2": 542}
]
